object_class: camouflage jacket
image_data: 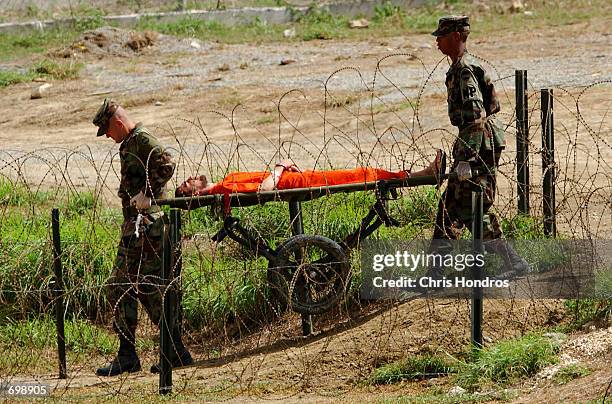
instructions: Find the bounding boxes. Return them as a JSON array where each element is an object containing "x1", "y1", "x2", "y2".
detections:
[
  {"x1": 118, "y1": 123, "x2": 175, "y2": 211},
  {"x1": 446, "y1": 52, "x2": 505, "y2": 164}
]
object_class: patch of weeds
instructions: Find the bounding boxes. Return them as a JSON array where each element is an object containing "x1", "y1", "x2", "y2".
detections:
[
  {"x1": 0, "y1": 178, "x2": 52, "y2": 205},
  {"x1": 136, "y1": 16, "x2": 284, "y2": 43},
  {"x1": 373, "y1": 1, "x2": 405, "y2": 24},
  {"x1": 182, "y1": 206, "x2": 218, "y2": 237},
  {"x1": 0, "y1": 58, "x2": 83, "y2": 88},
  {"x1": 0, "y1": 28, "x2": 83, "y2": 61},
  {"x1": 71, "y1": 7, "x2": 106, "y2": 31},
  {"x1": 296, "y1": 9, "x2": 349, "y2": 41},
  {"x1": 0, "y1": 69, "x2": 34, "y2": 88},
  {"x1": 31, "y1": 58, "x2": 83, "y2": 80},
  {"x1": 501, "y1": 214, "x2": 545, "y2": 239},
  {"x1": 255, "y1": 114, "x2": 275, "y2": 125},
  {"x1": 303, "y1": 191, "x2": 373, "y2": 242},
  {"x1": 552, "y1": 364, "x2": 591, "y2": 385},
  {"x1": 181, "y1": 252, "x2": 270, "y2": 330},
  {"x1": 594, "y1": 267, "x2": 612, "y2": 300},
  {"x1": 0, "y1": 317, "x2": 115, "y2": 355},
  {"x1": 326, "y1": 94, "x2": 358, "y2": 109},
  {"x1": 392, "y1": 186, "x2": 438, "y2": 227},
  {"x1": 65, "y1": 190, "x2": 96, "y2": 215},
  {"x1": 370, "y1": 354, "x2": 455, "y2": 384},
  {"x1": 372, "y1": 100, "x2": 416, "y2": 115},
  {"x1": 456, "y1": 333, "x2": 560, "y2": 390},
  {"x1": 564, "y1": 298, "x2": 611, "y2": 330}
]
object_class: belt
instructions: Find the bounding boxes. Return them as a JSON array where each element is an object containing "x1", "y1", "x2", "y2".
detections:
[{"x1": 122, "y1": 205, "x2": 161, "y2": 220}]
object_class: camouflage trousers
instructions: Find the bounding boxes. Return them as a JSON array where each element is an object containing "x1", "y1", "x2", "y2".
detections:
[
  {"x1": 430, "y1": 174, "x2": 503, "y2": 252},
  {"x1": 106, "y1": 215, "x2": 179, "y2": 343}
]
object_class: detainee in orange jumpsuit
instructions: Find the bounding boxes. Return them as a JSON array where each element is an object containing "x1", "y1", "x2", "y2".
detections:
[{"x1": 176, "y1": 151, "x2": 442, "y2": 197}]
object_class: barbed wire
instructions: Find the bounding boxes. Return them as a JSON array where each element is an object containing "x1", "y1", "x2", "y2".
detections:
[{"x1": 0, "y1": 57, "x2": 609, "y2": 399}]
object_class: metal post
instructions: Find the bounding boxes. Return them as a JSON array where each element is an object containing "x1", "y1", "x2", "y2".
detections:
[
  {"x1": 289, "y1": 201, "x2": 312, "y2": 336},
  {"x1": 170, "y1": 209, "x2": 183, "y2": 336},
  {"x1": 515, "y1": 70, "x2": 530, "y2": 215},
  {"x1": 51, "y1": 208, "x2": 67, "y2": 379},
  {"x1": 159, "y1": 222, "x2": 173, "y2": 395},
  {"x1": 541, "y1": 89, "x2": 556, "y2": 237},
  {"x1": 471, "y1": 191, "x2": 484, "y2": 349}
]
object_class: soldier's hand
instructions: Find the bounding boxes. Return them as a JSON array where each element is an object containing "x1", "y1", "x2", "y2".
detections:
[
  {"x1": 455, "y1": 161, "x2": 472, "y2": 182},
  {"x1": 130, "y1": 191, "x2": 152, "y2": 210}
]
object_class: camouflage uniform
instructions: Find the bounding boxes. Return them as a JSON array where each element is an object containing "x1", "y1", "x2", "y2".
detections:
[
  {"x1": 106, "y1": 122, "x2": 176, "y2": 344},
  {"x1": 431, "y1": 17, "x2": 505, "y2": 251},
  {"x1": 93, "y1": 99, "x2": 192, "y2": 376}
]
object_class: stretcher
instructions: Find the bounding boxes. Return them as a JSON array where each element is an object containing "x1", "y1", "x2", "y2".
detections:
[{"x1": 157, "y1": 154, "x2": 449, "y2": 316}]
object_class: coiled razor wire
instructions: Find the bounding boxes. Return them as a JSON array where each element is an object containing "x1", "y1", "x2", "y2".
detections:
[{"x1": 0, "y1": 59, "x2": 609, "y2": 399}]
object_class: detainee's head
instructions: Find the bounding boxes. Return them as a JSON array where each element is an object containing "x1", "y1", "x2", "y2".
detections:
[
  {"x1": 92, "y1": 99, "x2": 135, "y2": 143},
  {"x1": 176, "y1": 175, "x2": 208, "y2": 196},
  {"x1": 432, "y1": 15, "x2": 470, "y2": 56}
]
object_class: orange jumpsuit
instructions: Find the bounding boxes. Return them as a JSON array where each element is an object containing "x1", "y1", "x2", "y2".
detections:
[{"x1": 207, "y1": 168, "x2": 408, "y2": 195}]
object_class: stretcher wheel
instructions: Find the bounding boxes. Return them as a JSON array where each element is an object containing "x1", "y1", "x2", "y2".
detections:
[{"x1": 267, "y1": 234, "x2": 350, "y2": 315}]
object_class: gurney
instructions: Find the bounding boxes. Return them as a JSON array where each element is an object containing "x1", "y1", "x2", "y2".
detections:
[{"x1": 157, "y1": 154, "x2": 449, "y2": 316}]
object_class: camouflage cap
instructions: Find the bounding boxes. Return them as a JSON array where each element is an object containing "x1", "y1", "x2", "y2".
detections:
[
  {"x1": 92, "y1": 98, "x2": 119, "y2": 137},
  {"x1": 431, "y1": 15, "x2": 470, "y2": 37}
]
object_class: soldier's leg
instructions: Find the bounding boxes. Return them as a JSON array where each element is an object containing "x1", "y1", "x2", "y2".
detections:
[
  {"x1": 427, "y1": 180, "x2": 467, "y2": 279},
  {"x1": 134, "y1": 216, "x2": 193, "y2": 373},
  {"x1": 476, "y1": 176, "x2": 529, "y2": 274},
  {"x1": 96, "y1": 240, "x2": 142, "y2": 376},
  {"x1": 431, "y1": 181, "x2": 464, "y2": 250}
]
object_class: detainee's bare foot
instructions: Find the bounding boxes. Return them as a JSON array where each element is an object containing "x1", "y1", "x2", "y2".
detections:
[{"x1": 410, "y1": 149, "x2": 442, "y2": 178}]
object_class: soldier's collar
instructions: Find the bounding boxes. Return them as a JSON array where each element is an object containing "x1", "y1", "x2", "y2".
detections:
[{"x1": 121, "y1": 122, "x2": 143, "y2": 145}]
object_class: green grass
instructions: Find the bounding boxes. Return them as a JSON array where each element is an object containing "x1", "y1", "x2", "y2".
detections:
[
  {"x1": 552, "y1": 364, "x2": 591, "y2": 385},
  {"x1": 370, "y1": 354, "x2": 456, "y2": 385},
  {"x1": 564, "y1": 298, "x2": 612, "y2": 330},
  {"x1": 0, "y1": 316, "x2": 115, "y2": 354},
  {"x1": 31, "y1": 58, "x2": 84, "y2": 80},
  {"x1": 390, "y1": 388, "x2": 515, "y2": 403},
  {"x1": 456, "y1": 333, "x2": 560, "y2": 390},
  {"x1": 0, "y1": 69, "x2": 35, "y2": 88},
  {"x1": 0, "y1": 178, "x2": 53, "y2": 205},
  {"x1": 369, "y1": 333, "x2": 561, "y2": 392},
  {"x1": 0, "y1": 189, "x2": 118, "y2": 320},
  {"x1": 0, "y1": 58, "x2": 83, "y2": 88},
  {"x1": 0, "y1": 29, "x2": 84, "y2": 62}
]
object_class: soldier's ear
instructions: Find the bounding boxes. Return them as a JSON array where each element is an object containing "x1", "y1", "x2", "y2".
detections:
[{"x1": 114, "y1": 116, "x2": 127, "y2": 134}]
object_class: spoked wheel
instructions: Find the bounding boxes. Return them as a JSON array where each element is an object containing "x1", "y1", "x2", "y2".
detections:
[{"x1": 267, "y1": 234, "x2": 350, "y2": 315}]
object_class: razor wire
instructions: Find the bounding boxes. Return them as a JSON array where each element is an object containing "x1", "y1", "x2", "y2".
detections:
[{"x1": 0, "y1": 57, "x2": 610, "y2": 399}]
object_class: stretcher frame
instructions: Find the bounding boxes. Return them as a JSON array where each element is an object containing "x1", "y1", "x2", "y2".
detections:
[{"x1": 156, "y1": 155, "x2": 450, "y2": 321}]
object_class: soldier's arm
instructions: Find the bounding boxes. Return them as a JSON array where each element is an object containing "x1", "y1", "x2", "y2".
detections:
[
  {"x1": 138, "y1": 134, "x2": 176, "y2": 197},
  {"x1": 456, "y1": 67, "x2": 486, "y2": 161}
]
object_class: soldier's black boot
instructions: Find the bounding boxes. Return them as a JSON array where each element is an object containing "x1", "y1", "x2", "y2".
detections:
[
  {"x1": 96, "y1": 333, "x2": 141, "y2": 377},
  {"x1": 150, "y1": 328, "x2": 193, "y2": 374},
  {"x1": 485, "y1": 239, "x2": 531, "y2": 278}
]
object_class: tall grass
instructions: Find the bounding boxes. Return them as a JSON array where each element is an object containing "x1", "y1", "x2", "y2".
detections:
[
  {"x1": 456, "y1": 334, "x2": 560, "y2": 390},
  {"x1": 370, "y1": 354, "x2": 455, "y2": 384},
  {"x1": 0, "y1": 316, "x2": 115, "y2": 354}
]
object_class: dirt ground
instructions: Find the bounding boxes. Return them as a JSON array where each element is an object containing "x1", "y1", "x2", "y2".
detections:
[{"x1": 0, "y1": 12, "x2": 610, "y2": 403}]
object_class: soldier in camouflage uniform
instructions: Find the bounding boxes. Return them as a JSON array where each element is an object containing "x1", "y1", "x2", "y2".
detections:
[
  {"x1": 93, "y1": 99, "x2": 192, "y2": 376},
  {"x1": 430, "y1": 16, "x2": 529, "y2": 275}
]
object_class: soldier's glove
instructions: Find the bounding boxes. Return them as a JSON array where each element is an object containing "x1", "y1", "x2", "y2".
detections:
[
  {"x1": 130, "y1": 191, "x2": 152, "y2": 210},
  {"x1": 455, "y1": 161, "x2": 472, "y2": 182}
]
